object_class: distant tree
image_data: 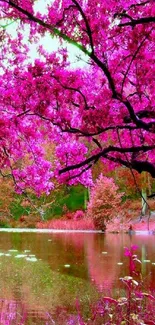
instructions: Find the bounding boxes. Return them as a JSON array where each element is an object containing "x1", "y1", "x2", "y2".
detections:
[
  {"x1": 0, "y1": 178, "x2": 14, "y2": 217},
  {"x1": 87, "y1": 174, "x2": 122, "y2": 230}
]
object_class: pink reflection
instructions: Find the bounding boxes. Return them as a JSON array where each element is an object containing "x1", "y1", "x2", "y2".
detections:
[
  {"x1": 49, "y1": 233, "x2": 155, "y2": 292},
  {"x1": 53, "y1": 233, "x2": 123, "y2": 292},
  {"x1": 0, "y1": 299, "x2": 52, "y2": 325},
  {"x1": 85, "y1": 234, "x2": 122, "y2": 292},
  {"x1": 0, "y1": 299, "x2": 25, "y2": 325},
  {"x1": 52, "y1": 232, "x2": 86, "y2": 251}
]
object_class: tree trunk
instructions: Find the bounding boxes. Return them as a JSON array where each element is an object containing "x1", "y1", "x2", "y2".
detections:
[{"x1": 141, "y1": 188, "x2": 148, "y2": 216}]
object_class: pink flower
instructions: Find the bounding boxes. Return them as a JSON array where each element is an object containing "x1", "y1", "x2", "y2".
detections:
[{"x1": 102, "y1": 297, "x2": 118, "y2": 305}]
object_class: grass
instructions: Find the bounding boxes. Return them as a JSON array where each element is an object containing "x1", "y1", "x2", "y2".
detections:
[{"x1": 37, "y1": 219, "x2": 95, "y2": 230}]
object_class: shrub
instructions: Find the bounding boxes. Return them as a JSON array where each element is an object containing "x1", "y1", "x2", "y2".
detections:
[
  {"x1": 73, "y1": 210, "x2": 85, "y2": 220},
  {"x1": 65, "y1": 211, "x2": 74, "y2": 220},
  {"x1": 37, "y1": 218, "x2": 95, "y2": 230},
  {"x1": 87, "y1": 174, "x2": 123, "y2": 230}
]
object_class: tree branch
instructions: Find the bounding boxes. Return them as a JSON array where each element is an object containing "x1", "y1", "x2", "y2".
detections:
[
  {"x1": 119, "y1": 16, "x2": 155, "y2": 27},
  {"x1": 121, "y1": 31, "x2": 151, "y2": 94},
  {"x1": 124, "y1": 109, "x2": 155, "y2": 123},
  {"x1": 4, "y1": 0, "x2": 119, "y2": 100},
  {"x1": 122, "y1": 100, "x2": 155, "y2": 132},
  {"x1": 4, "y1": 0, "x2": 91, "y2": 55},
  {"x1": 59, "y1": 144, "x2": 155, "y2": 174},
  {"x1": 105, "y1": 154, "x2": 155, "y2": 178},
  {"x1": 71, "y1": 0, "x2": 94, "y2": 53}
]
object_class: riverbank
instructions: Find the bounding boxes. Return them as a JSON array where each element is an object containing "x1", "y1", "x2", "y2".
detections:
[
  {"x1": 1, "y1": 198, "x2": 155, "y2": 232},
  {"x1": 35, "y1": 212, "x2": 155, "y2": 233},
  {"x1": 106, "y1": 213, "x2": 155, "y2": 232},
  {"x1": 0, "y1": 228, "x2": 154, "y2": 235}
]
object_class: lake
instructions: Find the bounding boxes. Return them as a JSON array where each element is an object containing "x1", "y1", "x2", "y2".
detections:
[{"x1": 0, "y1": 230, "x2": 155, "y2": 324}]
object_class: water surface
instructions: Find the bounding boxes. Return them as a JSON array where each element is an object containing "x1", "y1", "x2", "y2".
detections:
[{"x1": 0, "y1": 231, "x2": 155, "y2": 324}]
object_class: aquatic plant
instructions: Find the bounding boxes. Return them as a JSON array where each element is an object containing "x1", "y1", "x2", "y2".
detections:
[{"x1": 66, "y1": 245, "x2": 155, "y2": 324}]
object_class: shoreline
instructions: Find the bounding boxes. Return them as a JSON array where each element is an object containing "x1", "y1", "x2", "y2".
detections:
[{"x1": 0, "y1": 228, "x2": 154, "y2": 234}]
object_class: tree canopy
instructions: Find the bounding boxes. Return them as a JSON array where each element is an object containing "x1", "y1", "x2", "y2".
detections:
[{"x1": 0, "y1": 0, "x2": 155, "y2": 194}]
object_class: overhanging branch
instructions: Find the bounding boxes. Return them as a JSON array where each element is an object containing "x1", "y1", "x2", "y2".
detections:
[{"x1": 59, "y1": 144, "x2": 155, "y2": 174}]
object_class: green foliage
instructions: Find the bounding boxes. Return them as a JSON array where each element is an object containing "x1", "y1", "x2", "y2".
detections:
[
  {"x1": 41, "y1": 185, "x2": 87, "y2": 220},
  {"x1": 44, "y1": 205, "x2": 62, "y2": 219},
  {"x1": 0, "y1": 177, "x2": 88, "y2": 224},
  {"x1": 64, "y1": 185, "x2": 88, "y2": 211},
  {"x1": 10, "y1": 197, "x2": 31, "y2": 220},
  {"x1": 0, "y1": 221, "x2": 11, "y2": 228}
]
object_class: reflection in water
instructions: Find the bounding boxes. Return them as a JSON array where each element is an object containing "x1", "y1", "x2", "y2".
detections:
[
  {"x1": 0, "y1": 299, "x2": 20, "y2": 324},
  {"x1": 0, "y1": 299, "x2": 51, "y2": 324},
  {"x1": 0, "y1": 232, "x2": 154, "y2": 323},
  {"x1": 86, "y1": 234, "x2": 122, "y2": 292},
  {"x1": 50, "y1": 232, "x2": 155, "y2": 292}
]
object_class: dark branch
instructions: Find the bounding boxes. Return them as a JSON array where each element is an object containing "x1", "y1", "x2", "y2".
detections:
[
  {"x1": 59, "y1": 144, "x2": 155, "y2": 174},
  {"x1": 50, "y1": 74, "x2": 89, "y2": 110},
  {"x1": 147, "y1": 193, "x2": 155, "y2": 198},
  {"x1": 56, "y1": 5, "x2": 76, "y2": 26},
  {"x1": 92, "y1": 138, "x2": 102, "y2": 149},
  {"x1": 90, "y1": 53, "x2": 118, "y2": 99},
  {"x1": 104, "y1": 154, "x2": 155, "y2": 178},
  {"x1": 129, "y1": 1, "x2": 150, "y2": 9},
  {"x1": 27, "y1": 112, "x2": 140, "y2": 136},
  {"x1": 121, "y1": 31, "x2": 150, "y2": 94},
  {"x1": 64, "y1": 124, "x2": 140, "y2": 136},
  {"x1": 124, "y1": 109, "x2": 155, "y2": 124},
  {"x1": 122, "y1": 100, "x2": 155, "y2": 132},
  {"x1": 71, "y1": 0, "x2": 94, "y2": 53},
  {"x1": 66, "y1": 164, "x2": 93, "y2": 181},
  {"x1": 119, "y1": 16, "x2": 155, "y2": 27},
  {"x1": 5, "y1": 0, "x2": 90, "y2": 55},
  {"x1": 6, "y1": 0, "x2": 119, "y2": 101}
]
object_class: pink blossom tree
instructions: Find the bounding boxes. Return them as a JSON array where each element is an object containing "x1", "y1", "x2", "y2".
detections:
[
  {"x1": 87, "y1": 174, "x2": 122, "y2": 230},
  {"x1": 0, "y1": 0, "x2": 155, "y2": 194}
]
